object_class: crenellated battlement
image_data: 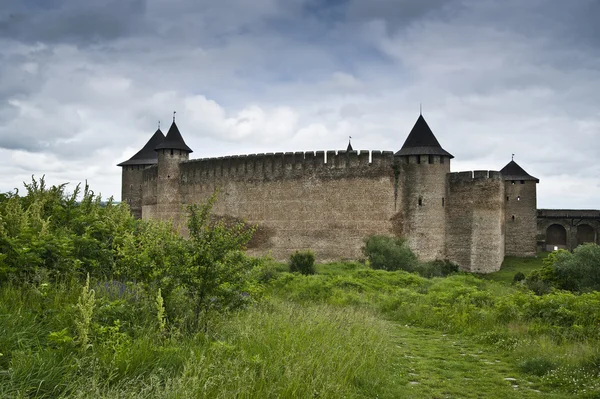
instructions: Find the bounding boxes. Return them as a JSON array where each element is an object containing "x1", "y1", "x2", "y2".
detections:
[
  {"x1": 447, "y1": 170, "x2": 502, "y2": 182},
  {"x1": 179, "y1": 150, "x2": 394, "y2": 184}
]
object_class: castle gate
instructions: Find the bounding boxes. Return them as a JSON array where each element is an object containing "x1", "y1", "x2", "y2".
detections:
[{"x1": 537, "y1": 210, "x2": 600, "y2": 251}]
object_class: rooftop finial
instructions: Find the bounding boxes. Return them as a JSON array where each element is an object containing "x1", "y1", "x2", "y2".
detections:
[
  {"x1": 512, "y1": 153, "x2": 514, "y2": 161},
  {"x1": 173, "y1": 111, "x2": 176, "y2": 122},
  {"x1": 347, "y1": 135, "x2": 353, "y2": 152},
  {"x1": 420, "y1": 103, "x2": 422, "y2": 115},
  {"x1": 158, "y1": 120, "x2": 161, "y2": 130}
]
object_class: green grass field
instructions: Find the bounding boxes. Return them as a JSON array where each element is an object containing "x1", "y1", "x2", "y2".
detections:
[
  {"x1": 481, "y1": 252, "x2": 550, "y2": 284},
  {"x1": 2, "y1": 255, "x2": 599, "y2": 398}
]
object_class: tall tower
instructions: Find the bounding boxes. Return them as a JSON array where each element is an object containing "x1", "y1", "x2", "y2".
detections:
[
  {"x1": 500, "y1": 159, "x2": 538, "y2": 256},
  {"x1": 394, "y1": 115, "x2": 453, "y2": 261},
  {"x1": 154, "y1": 118, "x2": 193, "y2": 224},
  {"x1": 117, "y1": 127, "x2": 165, "y2": 218}
]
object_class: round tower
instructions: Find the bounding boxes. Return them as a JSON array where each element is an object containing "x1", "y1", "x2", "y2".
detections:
[
  {"x1": 154, "y1": 115, "x2": 193, "y2": 224},
  {"x1": 394, "y1": 114, "x2": 452, "y2": 261},
  {"x1": 117, "y1": 126, "x2": 165, "y2": 218},
  {"x1": 500, "y1": 159, "x2": 539, "y2": 256}
]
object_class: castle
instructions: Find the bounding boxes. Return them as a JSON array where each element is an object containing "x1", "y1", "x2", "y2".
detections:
[{"x1": 118, "y1": 114, "x2": 599, "y2": 273}]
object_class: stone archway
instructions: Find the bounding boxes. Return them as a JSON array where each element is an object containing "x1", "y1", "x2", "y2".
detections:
[
  {"x1": 546, "y1": 224, "x2": 567, "y2": 250},
  {"x1": 577, "y1": 224, "x2": 596, "y2": 246}
]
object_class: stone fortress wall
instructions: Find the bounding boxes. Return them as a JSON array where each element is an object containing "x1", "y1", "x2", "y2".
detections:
[
  {"x1": 137, "y1": 149, "x2": 510, "y2": 271},
  {"x1": 145, "y1": 150, "x2": 397, "y2": 260},
  {"x1": 445, "y1": 171, "x2": 505, "y2": 273},
  {"x1": 120, "y1": 115, "x2": 560, "y2": 273}
]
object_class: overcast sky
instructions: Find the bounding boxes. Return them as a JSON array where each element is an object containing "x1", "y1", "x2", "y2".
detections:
[{"x1": 1, "y1": 0, "x2": 599, "y2": 208}]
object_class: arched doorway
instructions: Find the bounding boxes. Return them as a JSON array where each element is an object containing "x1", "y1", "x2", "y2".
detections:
[
  {"x1": 546, "y1": 224, "x2": 567, "y2": 251},
  {"x1": 577, "y1": 224, "x2": 596, "y2": 246}
]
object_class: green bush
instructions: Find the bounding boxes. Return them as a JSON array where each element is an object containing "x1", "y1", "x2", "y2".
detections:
[
  {"x1": 524, "y1": 245, "x2": 600, "y2": 293},
  {"x1": 415, "y1": 260, "x2": 459, "y2": 278},
  {"x1": 363, "y1": 235, "x2": 418, "y2": 272},
  {"x1": 553, "y1": 244, "x2": 600, "y2": 292},
  {"x1": 513, "y1": 271, "x2": 525, "y2": 283},
  {"x1": 289, "y1": 250, "x2": 316, "y2": 275}
]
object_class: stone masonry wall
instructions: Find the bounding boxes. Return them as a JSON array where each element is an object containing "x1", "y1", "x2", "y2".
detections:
[
  {"x1": 504, "y1": 180, "x2": 537, "y2": 256},
  {"x1": 176, "y1": 150, "x2": 396, "y2": 261},
  {"x1": 141, "y1": 165, "x2": 158, "y2": 220},
  {"x1": 445, "y1": 171, "x2": 505, "y2": 272},
  {"x1": 398, "y1": 155, "x2": 450, "y2": 261},
  {"x1": 156, "y1": 149, "x2": 189, "y2": 228},
  {"x1": 121, "y1": 165, "x2": 145, "y2": 219}
]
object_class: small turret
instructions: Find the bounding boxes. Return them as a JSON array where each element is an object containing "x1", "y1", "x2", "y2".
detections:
[
  {"x1": 346, "y1": 137, "x2": 353, "y2": 152},
  {"x1": 155, "y1": 115, "x2": 193, "y2": 224},
  {"x1": 118, "y1": 127, "x2": 165, "y2": 218},
  {"x1": 501, "y1": 158, "x2": 538, "y2": 256},
  {"x1": 394, "y1": 114, "x2": 452, "y2": 261},
  {"x1": 395, "y1": 115, "x2": 453, "y2": 159},
  {"x1": 155, "y1": 119, "x2": 193, "y2": 154}
]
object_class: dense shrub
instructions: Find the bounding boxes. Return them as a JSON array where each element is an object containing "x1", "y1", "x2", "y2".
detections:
[
  {"x1": 0, "y1": 177, "x2": 135, "y2": 282},
  {"x1": 525, "y1": 245, "x2": 600, "y2": 293},
  {"x1": 552, "y1": 244, "x2": 600, "y2": 292},
  {"x1": 289, "y1": 250, "x2": 316, "y2": 275},
  {"x1": 416, "y1": 260, "x2": 459, "y2": 278},
  {"x1": 0, "y1": 179, "x2": 260, "y2": 333},
  {"x1": 513, "y1": 271, "x2": 525, "y2": 283},
  {"x1": 362, "y1": 235, "x2": 418, "y2": 272}
]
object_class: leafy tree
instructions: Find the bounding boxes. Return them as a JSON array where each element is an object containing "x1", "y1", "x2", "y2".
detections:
[
  {"x1": 552, "y1": 244, "x2": 600, "y2": 292},
  {"x1": 182, "y1": 193, "x2": 258, "y2": 331}
]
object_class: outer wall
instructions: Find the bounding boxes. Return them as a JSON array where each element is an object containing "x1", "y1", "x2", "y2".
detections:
[
  {"x1": 177, "y1": 151, "x2": 396, "y2": 262},
  {"x1": 121, "y1": 166, "x2": 144, "y2": 219}
]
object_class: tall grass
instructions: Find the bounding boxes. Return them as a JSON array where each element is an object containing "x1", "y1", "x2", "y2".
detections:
[
  {"x1": 269, "y1": 264, "x2": 600, "y2": 395},
  {"x1": 0, "y1": 280, "x2": 402, "y2": 398}
]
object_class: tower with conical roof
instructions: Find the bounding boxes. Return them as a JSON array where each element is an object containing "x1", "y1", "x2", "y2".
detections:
[
  {"x1": 500, "y1": 159, "x2": 539, "y2": 256},
  {"x1": 394, "y1": 114, "x2": 453, "y2": 260},
  {"x1": 117, "y1": 126, "x2": 165, "y2": 218},
  {"x1": 155, "y1": 115, "x2": 193, "y2": 223}
]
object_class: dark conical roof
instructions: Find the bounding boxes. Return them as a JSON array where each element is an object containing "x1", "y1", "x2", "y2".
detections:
[
  {"x1": 500, "y1": 160, "x2": 539, "y2": 182},
  {"x1": 117, "y1": 129, "x2": 165, "y2": 166},
  {"x1": 395, "y1": 115, "x2": 453, "y2": 158},
  {"x1": 155, "y1": 121, "x2": 193, "y2": 153}
]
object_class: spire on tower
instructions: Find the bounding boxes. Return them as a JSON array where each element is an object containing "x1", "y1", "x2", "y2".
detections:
[
  {"x1": 173, "y1": 111, "x2": 176, "y2": 122},
  {"x1": 347, "y1": 136, "x2": 353, "y2": 152}
]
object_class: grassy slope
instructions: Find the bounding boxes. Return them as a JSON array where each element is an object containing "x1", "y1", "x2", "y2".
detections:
[
  {"x1": 2, "y1": 256, "x2": 596, "y2": 398},
  {"x1": 390, "y1": 326, "x2": 566, "y2": 399},
  {"x1": 481, "y1": 252, "x2": 550, "y2": 284}
]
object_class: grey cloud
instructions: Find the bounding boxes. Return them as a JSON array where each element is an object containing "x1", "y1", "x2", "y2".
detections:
[
  {"x1": 346, "y1": 0, "x2": 458, "y2": 31},
  {"x1": 0, "y1": 0, "x2": 598, "y2": 207},
  {"x1": 0, "y1": 0, "x2": 147, "y2": 45}
]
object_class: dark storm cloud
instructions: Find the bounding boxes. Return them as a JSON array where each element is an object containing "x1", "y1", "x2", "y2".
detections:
[{"x1": 0, "y1": 0, "x2": 147, "y2": 45}]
